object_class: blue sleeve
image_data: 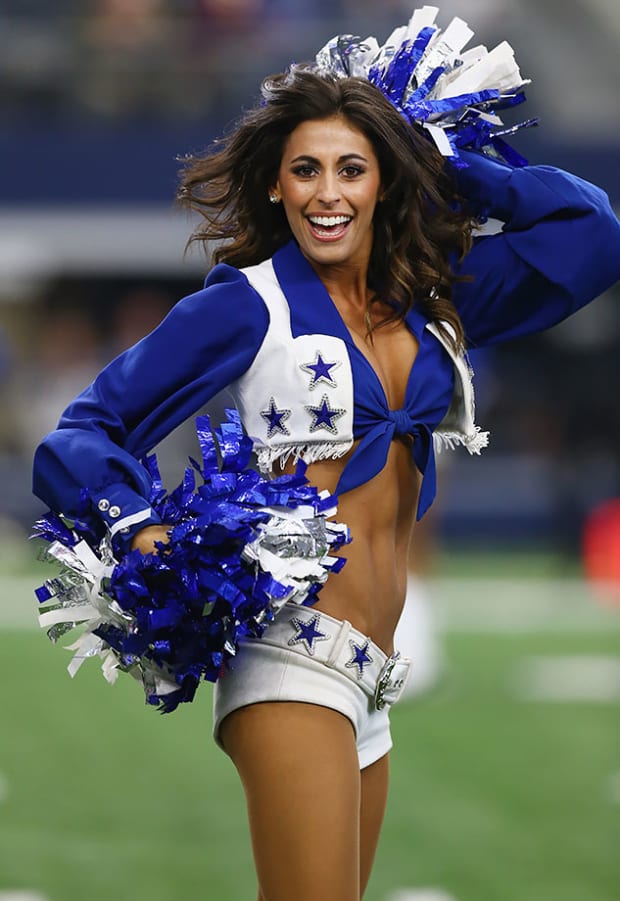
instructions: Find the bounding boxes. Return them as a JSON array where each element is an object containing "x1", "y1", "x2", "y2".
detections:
[
  {"x1": 32, "y1": 264, "x2": 269, "y2": 537},
  {"x1": 452, "y1": 149, "x2": 620, "y2": 347}
]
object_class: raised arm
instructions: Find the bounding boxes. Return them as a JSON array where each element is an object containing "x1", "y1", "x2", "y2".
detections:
[
  {"x1": 32, "y1": 265, "x2": 269, "y2": 541},
  {"x1": 451, "y1": 149, "x2": 620, "y2": 347}
]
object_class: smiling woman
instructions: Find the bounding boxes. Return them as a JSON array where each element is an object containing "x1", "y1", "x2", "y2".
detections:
[
  {"x1": 272, "y1": 117, "x2": 383, "y2": 271},
  {"x1": 179, "y1": 68, "x2": 473, "y2": 347},
  {"x1": 31, "y1": 9, "x2": 620, "y2": 901}
]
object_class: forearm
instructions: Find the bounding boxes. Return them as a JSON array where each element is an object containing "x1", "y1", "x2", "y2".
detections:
[
  {"x1": 452, "y1": 151, "x2": 620, "y2": 346},
  {"x1": 32, "y1": 266, "x2": 269, "y2": 534}
]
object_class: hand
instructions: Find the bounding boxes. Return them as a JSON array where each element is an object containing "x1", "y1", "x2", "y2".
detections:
[{"x1": 130, "y1": 524, "x2": 172, "y2": 555}]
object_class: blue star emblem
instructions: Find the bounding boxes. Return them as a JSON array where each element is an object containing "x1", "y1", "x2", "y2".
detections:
[
  {"x1": 288, "y1": 614, "x2": 330, "y2": 655},
  {"x1": 345, "y1": 639, "x2": 373, "y2": 679},
  {"x1": 260, "y1": 396, "x2": 291, "y2": 438},
  {"x1": 305, "y1": 395, "x2": 346, "y2": 435},
  {"x1": 300, "y1": 351, "x2": 341, "y2": 389}
]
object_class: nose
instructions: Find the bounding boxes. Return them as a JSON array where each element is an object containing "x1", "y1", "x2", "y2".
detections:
[{"x1": 315, "y1": 171, "x2": 340, "y2": 206}]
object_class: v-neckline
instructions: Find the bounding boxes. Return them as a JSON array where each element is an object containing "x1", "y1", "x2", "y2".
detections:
[
  {"x1": 341, "y1": 316, "x2": 423, "y2": 412},
  {"x1": 273, "y1": 240, "x2": 428, "y2": 412}
]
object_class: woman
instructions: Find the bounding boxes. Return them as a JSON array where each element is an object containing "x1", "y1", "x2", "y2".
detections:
[{"x1": 33, "y1": 65, "x2": 620, "y2": 899}]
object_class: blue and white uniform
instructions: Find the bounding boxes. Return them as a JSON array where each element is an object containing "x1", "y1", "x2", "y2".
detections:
[{"x1": 32, "y1": 151, "x2": 620, "y2": 542}]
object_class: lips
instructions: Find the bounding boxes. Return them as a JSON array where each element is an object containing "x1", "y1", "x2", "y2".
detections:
[{"x1": 306, "y1": 214, "x2": 353, "y2": 241}]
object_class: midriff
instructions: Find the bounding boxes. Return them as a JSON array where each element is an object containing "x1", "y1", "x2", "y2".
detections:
[{"x1": 281, "y1": 435, "x2": 421, "y2": 654}]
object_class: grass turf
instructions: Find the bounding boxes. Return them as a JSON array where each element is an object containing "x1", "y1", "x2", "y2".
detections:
[{"x1": 0, "y1": 570, "x2": 618, "y2": 900}]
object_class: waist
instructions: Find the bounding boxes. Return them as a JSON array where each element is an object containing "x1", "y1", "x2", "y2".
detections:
[{"x1": 247, "y1": 601, "x2": 411, "y2": 710}]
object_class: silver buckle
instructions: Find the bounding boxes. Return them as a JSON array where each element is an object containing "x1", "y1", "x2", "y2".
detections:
[{"x1": 374, "y1": 651, "x2": 401, "y2": 710}]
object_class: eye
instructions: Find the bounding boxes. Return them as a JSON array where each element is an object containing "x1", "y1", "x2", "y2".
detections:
[
  {"x1": 341, "y1": 165, "x2": 364, "y2": 178},
  {"x1": 292, "y1": 165, "x2": 317, "y2": 178}
]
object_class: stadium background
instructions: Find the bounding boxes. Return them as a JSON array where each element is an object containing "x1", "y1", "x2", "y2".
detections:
[{"x1": 0, "y1": 2, "x2": 618, "y2": 899}]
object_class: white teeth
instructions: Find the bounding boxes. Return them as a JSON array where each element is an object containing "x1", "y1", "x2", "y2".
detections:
[{"x1": 308, "y1": 215, "x2": 352, "y2": 227}]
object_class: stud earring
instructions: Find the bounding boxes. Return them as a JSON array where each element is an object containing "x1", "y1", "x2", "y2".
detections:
[{"x1": 269, "y1": 193, "x2": 279, "y2": 204}]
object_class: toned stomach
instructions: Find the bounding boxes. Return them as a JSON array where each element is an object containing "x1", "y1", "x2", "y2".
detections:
[{"x1": 282, "y1": 436, "x2": 421, "y2": 654}]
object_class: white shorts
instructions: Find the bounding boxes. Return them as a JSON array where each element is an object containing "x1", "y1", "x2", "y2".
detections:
[{"x1": 213, "y1": 603, "x2": 411, "y2": 770}]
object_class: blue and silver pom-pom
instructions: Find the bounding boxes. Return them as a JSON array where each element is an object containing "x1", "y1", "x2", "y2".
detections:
[
  {"x1": 32, "y1": 411, "x2": 350, "y2": 713},
  {"x1": 314, "y1": 4, "x2": 537, "y2": 167}
]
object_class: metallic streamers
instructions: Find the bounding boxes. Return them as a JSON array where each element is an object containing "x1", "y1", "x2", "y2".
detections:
[
  {"x1": 32, "y1": 410, "x2": 350, "y2": 713},
  {"x1": 314, "y1": 5, "x2": 536, "y2": 167}
]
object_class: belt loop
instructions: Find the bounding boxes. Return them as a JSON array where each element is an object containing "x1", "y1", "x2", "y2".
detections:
[{"x1": 326, "y1": 620, "x2": 352, "y2": 667}]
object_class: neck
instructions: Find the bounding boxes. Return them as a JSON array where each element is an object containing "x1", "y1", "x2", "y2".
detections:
[{"x1": 310, "y1": 260, "x2": 372, "y2": 311}]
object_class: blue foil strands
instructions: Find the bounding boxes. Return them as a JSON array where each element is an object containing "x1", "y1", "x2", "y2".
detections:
[
  {"x1": 315, "y1": 12, "x2": 535, "y2": 168},
  {"x1": 32, "y1": 410, "x2": 351, "y2": 714}
]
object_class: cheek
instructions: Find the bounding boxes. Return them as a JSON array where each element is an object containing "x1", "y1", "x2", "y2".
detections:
[
  {"x1": 356, "y1": 194, "x2": 380, "y2": 220},
  {"x1": 352, "y1": 181, "x2": 381, "y2": 213},
  {"x1": 283, "y1": 183, "x2": 312, "y2": 208}
]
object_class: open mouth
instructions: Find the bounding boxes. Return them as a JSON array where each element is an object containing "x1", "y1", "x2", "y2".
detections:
[{"x1": 306, "y1": 214, "x2": 353, "y2": 240}]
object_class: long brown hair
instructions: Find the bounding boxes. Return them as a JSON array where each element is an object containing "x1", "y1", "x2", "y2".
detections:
[{"x1": 178, "y1": 66, "x2": 474, "y2": 347}]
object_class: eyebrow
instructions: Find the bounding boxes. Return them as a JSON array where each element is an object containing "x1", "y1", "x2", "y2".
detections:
[{"x1": 288, "y1": 153, "x2": 368, "y2": 165}]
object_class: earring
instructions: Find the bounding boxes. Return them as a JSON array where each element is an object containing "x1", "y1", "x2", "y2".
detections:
[{"x1": 269, "y1": 193, "x2": 279, "y2": 204}]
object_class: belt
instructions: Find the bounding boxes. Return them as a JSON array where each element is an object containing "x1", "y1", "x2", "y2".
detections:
[{"x1": 249, "y1": 603, "x2": 412, "y2": 710}]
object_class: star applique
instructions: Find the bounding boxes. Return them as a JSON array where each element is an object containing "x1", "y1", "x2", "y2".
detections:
[
  {"x1": 305, "y1": 395, "x2": 346, "y2": 435},
  {"x1": 260, "y1": 397, "x2": 291, "y2": 438},
  {"x1": 345, "y1": 639, "x2": 373, "y2": 679},
  {"x1": 299, "y1": 352, "x2": 341, "y2": 389},
  {"x1": 288, "y1": 614, "x2": 330, "y2": 655}
]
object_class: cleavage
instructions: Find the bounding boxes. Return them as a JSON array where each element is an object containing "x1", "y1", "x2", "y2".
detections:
[{"x1": 345, "y1": 320, "x2": 419, "y2": 410}]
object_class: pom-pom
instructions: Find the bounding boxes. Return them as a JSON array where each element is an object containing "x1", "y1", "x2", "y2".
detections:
[
  {"x1": 314, "y1": 5, "x2": 536, "y2": 167},
  {"x1": 32, "y1": 411, "x2": 350, "y2": 713}
]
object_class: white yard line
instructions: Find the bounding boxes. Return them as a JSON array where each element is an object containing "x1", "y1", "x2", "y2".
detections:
[
  {"x1": 0, "y1": 577, "x2": 40, "y2": 630},
  {"x1": 387, "y1": 890, "x2": 457, "y2": 901},
  {"x1": 606, "y1": 771, "x2": 620, "y2": 804},
  {"x1": 0, "y1": 893, "x2": 49, "y2": 901},
  {"x1": 433, "y1": 578, "x2": 620, "y2": 634},
  {"x1": 511, "y1": 655, "x2": 620, "y2": 703}
]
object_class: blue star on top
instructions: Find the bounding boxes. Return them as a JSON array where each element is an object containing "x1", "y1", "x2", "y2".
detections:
[
  {"x1": 299, "y1": 351, "x2": 341, "y2": 389},
  {"x1": 345, "y1": 639, "x2": 374, "y2": 679},
  {"x1": 305, "y1": 395, "x2": 346, "y2": 435},
  {"x1": 288, "y1": 614, "x2": 331, "y2": 655},
  {"x1": 260, "y1": 396, "x2": 291, "y2": 438}
]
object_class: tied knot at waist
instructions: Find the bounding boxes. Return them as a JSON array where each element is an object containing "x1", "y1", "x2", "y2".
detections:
[
  {"x1": 386, "y1": 410, "x2": 435, "y2": 521},
  {"x1": 387, "y1": 407, "x2": 412, "y2": 436},
  {"x1": 335, "y1": 407, "x2": 436, "y2": 521}
]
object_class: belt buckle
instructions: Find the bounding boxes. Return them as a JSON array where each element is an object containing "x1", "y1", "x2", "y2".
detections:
[{"x1": 374, "y1": 651, "x2": 401, "y2": 710}]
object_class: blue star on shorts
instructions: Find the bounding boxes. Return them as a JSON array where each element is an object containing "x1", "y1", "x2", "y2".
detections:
[
  {"x1": 288, "y1": 614, "x2": 330, "y2": 655},
  {"x1": 345, "y1": 639, "x2": 373, "y2": 679}
]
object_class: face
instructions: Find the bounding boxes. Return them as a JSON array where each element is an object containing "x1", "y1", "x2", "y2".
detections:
[{"x1": 272, "y1": 115, "x2": 383, "y2": 272}]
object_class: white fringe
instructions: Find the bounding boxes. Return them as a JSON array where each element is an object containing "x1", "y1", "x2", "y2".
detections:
[
  {"x1": 256, "y1": 440, "x2": 353, "y2": 473},
  {"x1": 256, "y1": 428, "x2": 490, "y2": 472},
  {"x1": 433, "y1": 427, "x2": 490, "y2": 456}
]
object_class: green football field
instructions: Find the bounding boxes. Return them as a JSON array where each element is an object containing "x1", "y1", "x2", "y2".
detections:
[{"x1": 1, "y1": 551, "x2": 619, "y2": 901}]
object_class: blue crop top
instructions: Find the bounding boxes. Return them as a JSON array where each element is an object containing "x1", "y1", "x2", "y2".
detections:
[{"x1": 270, "y1": 240, "x2": 454, "y2": 516}]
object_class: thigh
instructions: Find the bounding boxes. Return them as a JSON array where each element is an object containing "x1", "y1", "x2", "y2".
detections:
[
  {"x1": 359, "y1": 752, "x2": 390, "y2": 897},
  {"x1": 220, "y1": 701, "x2": 361, "y2": 901}
]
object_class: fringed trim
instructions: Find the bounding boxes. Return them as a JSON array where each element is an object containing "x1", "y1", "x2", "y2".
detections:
[
  {"x1": 256, "y1": 440, "x2": 353, "y2": 473},
  {"x1": 434, "y1": 427, "x2": 490, "y2": 456}
]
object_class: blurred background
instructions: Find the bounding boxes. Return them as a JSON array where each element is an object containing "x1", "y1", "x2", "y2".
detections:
[{"x1": 0, "y1": 3, "x2": 619, "y2": 901}]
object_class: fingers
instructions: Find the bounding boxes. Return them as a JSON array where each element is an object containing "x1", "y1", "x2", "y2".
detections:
[{"x1": 130, "y1": 524, "x2": 171, "y2": 555}]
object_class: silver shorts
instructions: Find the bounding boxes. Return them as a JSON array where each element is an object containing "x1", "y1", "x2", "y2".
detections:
[{"x1": 213, "y1": 603, "x2": 412, "y2": 770}]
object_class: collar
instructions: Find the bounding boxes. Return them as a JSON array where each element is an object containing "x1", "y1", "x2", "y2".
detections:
[{"x1": 272, "y1": 239, "x2": 429, "y2": 344}]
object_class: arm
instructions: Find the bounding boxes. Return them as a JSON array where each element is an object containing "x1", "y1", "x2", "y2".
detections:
[
  {"x1": 451, "y1": 149, "x2": 620, "y2": 347},
  {"x1": 32, "y1": 265, "x2": 269, "y2": 542}
]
